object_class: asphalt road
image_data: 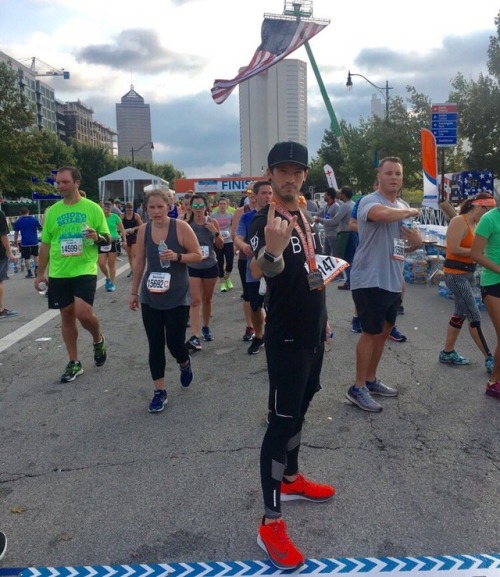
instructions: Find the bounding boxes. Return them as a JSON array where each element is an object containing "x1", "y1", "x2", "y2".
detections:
[{"x1": 0, "y1": 259, "x2": 499, "y2": 569}]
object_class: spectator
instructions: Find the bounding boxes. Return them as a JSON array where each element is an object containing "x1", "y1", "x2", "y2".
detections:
[
  {"x1": 313, "y1": 187, "x2": 340, "y2": 256},
  {"x1": 346, "y1": 156, "x2": 421, "y2": 413}
]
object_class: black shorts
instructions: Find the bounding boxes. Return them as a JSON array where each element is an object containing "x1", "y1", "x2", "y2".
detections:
[
  {"x1": 352, "y1": 287, "x2": 401, "y2": 334},
  {"x1": 188, "y1": 264, "x2": 219, "y2": 279},
  {"x1": 481, "y1": 282, "x2": 500, "y2": 299},
  {"x1": 20, "y1": 245, "x2": 39, "y2": 259},
  {"x1": 247, "y1": 281, "x2": 265, "y2": 312},
  {"x1": 0, "y1": 258, "x2": 8, "y2": 281},
  {"x1": 98, "y1": 240, "x2": 118, "y2": 254},
  {"x1": 47, "y1": 275, "x2": 97, "y2": 309}
]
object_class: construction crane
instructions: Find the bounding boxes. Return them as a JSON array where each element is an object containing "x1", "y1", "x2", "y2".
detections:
[{"x1": 22, "y1": 57, "x2": 70, "y2": 80}]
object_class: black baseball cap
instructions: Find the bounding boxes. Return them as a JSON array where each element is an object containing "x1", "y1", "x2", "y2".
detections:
[{"x1": 267, "y1": 141, "x2": 309, "y2": 170}]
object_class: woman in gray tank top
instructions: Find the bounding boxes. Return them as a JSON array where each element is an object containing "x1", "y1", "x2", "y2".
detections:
[
  {"x1": 186, "y1": 194, "x2": 225, "y2": 350},
  {"x1": 129, "y1": 189, "x2": 202, "y2": 414}
]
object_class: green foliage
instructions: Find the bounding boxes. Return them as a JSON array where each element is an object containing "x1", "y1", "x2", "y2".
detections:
[
  {"x1": 310, "y1": 88, "x2": 437, "y2": 193},
  {"x1": 312, "y1": 10, "x2": 500, "y2": 192},
  {"x1": 449, "y1": 70, "x2": 500, "y2": 176},
  {"x1": 0, "y1": 60, "x2": 185, "y2": 201},
  {"x1": 130, "y1": 159, "x2": 184, "y2": 186},
  {"x1": 69, "y1": 140, "x2": 117, "y2": 200},
  {"x1": 0, "y1": 62, "x2": 53, "y2": 196}
]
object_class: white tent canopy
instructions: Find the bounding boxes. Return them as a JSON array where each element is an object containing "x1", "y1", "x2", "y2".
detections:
[{"x1": 98, "y1": 167, "x2": 169, "y2": 204}]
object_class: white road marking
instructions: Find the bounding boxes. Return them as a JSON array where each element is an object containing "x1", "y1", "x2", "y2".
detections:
[{"x1": 0, "y1": 264, "x2": 130, "y2": 354}]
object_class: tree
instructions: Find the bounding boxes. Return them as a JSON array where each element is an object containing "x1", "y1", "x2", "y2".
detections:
[
  {"x1": 449, "y1": 73, "x2": 500, "y2": 175},
  {"x1": 132, "y1": 159, "x2": 184, "y2": 186},
  {"x1": 70, "y1": 141, "x2": 117, "y2": 200},
  {"x1": 311, "y1": 87, "x2": 439, "y2": 195},
  {"x1": 0, "y1": 62, "x2": 53, "y2": 196},
  {"x1": 40, "y1": 130, "x2": 77, "y2": 169}
]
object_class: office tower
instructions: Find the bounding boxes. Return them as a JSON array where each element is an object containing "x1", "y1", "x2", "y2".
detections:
[
  {"x1": 371, "y1": 94, "x2": 384, "y2": 119},
  {"x1": 116, "y1": 85, "x2": 153, "y2": 162},
  {"x1": 239, "y1": 59, "x2": 307, "y2": 176}
]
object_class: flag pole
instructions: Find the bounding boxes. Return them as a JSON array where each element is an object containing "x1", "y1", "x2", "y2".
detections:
[{"x1": 303, "y1": 41, "x2": 342, "y2": 139}]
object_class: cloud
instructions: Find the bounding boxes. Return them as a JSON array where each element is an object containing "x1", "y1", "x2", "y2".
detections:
[
  {"x1": 150, "y1": 92, "x2": 240, "y2": 175},
  {"x1": 76, "y1": 28, "x2": 205, "y2": 74}
]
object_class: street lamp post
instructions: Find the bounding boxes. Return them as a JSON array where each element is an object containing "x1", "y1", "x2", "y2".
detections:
[
  {"x1": 346, "y1": 71, "x2": 393, "y2": 119},
  {"x1": 130, "y1": 141, "x2": 154, "y2": 166}
]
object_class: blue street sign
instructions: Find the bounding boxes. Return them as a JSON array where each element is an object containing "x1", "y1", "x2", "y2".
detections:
[
  {"x1": 431, "y1": 103, "x2": 458, "y2": 147},
  {"x1": 32, "y1": 193, "x2": 61, "y2": 200}
]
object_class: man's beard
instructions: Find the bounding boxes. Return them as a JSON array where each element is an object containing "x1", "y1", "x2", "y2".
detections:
[{"x1": 276, "y1": 190, "x2": 295, "y2": 203}]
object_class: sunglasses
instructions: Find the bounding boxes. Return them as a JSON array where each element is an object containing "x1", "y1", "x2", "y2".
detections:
[{"x1": 192, "y1": 202, "x2": 206, "y2": 209}]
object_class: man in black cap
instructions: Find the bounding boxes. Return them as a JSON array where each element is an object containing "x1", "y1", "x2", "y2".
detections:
[{"x1": 249, "y1": 141, "x2": 335, "y2": 570}]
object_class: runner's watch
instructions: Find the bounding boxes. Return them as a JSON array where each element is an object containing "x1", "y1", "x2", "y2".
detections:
[{"x1": 263, "y1": 250, "x2": 281, "y2": 263}]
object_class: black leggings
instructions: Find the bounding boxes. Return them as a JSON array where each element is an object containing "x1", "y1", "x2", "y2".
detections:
[
  {"x1": 215, "y1": 242, "x2": 234, "y2": 277},
  {"x1": 141, "y1": 304, "x2": 190, "y2": 381},
  {"x1": 260, "y1": 343, "x2": 324, "y2": 518}
]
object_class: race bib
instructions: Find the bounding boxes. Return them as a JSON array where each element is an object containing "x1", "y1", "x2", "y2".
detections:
[
  {"x1": 305, "y1": 255, "x2": 349, "y2": 286},
  {"x1": 221, "y1": 229, "x2": 231, "y2": 240},
  {"x1": 146, "y1": 272, "x2": 171, "y2": 293},
  {"x1": 60, "y1": 237, "x2": 83, "y2": 257},
  {"x1": 393, "y1": 238, "x2": 405, "y2": 261},
  {"x1": 100, "y1": 244, "x2": 112, "y2": 253},
  {"x1": 201, "y1": 245, "x2": 210, "y2": 259}
]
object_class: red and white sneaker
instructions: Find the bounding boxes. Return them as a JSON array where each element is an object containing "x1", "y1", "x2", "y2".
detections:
[
  {"x1": 281, "y1": 473, "x2": 335, "y2": 502},
  {"x1": 485, "y1": 380, "x2": 500, "y2": 399},
  {"x1": 257, "y1": 518, "x2": 305, "y2": 570},
  {"x1": 242, "y1": 326, "x2": 255, "y2": 341}
]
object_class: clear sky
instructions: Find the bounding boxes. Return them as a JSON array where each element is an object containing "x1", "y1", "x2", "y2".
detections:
[{"x1": 1, "y1": 0, "x2": 499, "y2": 178}]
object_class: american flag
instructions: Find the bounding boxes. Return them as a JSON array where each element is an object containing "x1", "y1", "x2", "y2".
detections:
[{"x1": 211, "y1": 17, "x2": 328, "y2": 105}]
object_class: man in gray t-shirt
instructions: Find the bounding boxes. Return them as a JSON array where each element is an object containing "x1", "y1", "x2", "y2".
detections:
[
  {"x1": 313, "y1": 187, "x2": 340, "y2": 256},
  {"x1": 346, "y1": 156, "x2": 422, "y2": 414}
]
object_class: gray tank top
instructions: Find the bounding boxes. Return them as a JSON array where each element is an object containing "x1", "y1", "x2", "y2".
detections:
[
  {"x1": 188, "y1": 219, "x2": 217, "y2": 270},
  {"x1": 140, "y1": 219, "x2": 191, "y2": 310}
]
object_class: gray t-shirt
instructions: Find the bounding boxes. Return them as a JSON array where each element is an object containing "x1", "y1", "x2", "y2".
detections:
[
  {"x1": 316, "y1": 201, "x2": 340, "y2": 238},
  {"x1": 350, "y1": 192, "x2": 408, "y2": 293},
  {"x1": 188, "y1": 219, "x2": 217, "y2": 269},
  {"x1": 330, "y1": 199, "x2": 355, "y2": 232}
]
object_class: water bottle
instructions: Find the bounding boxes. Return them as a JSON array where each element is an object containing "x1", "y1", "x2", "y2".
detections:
[
  {"x1": 81, "y1": 223, "x2": 94, "y2": 245},
  {"x1": 158, "y1": 241, "x2": 170, "y2": 268}
]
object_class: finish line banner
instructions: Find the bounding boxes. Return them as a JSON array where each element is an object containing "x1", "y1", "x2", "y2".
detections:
[{"x1": 6, "y1": 552, "x2": 499, "y2": 577}]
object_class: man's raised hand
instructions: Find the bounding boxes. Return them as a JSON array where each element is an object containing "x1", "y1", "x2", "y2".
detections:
[{"x1": 264, "y1": 203, "x2": 297, "y2": 256}]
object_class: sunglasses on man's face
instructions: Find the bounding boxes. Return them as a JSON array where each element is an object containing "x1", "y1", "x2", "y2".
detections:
[{"x1": 192, "y1": 202, "x2": 206, "y2": 209}]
